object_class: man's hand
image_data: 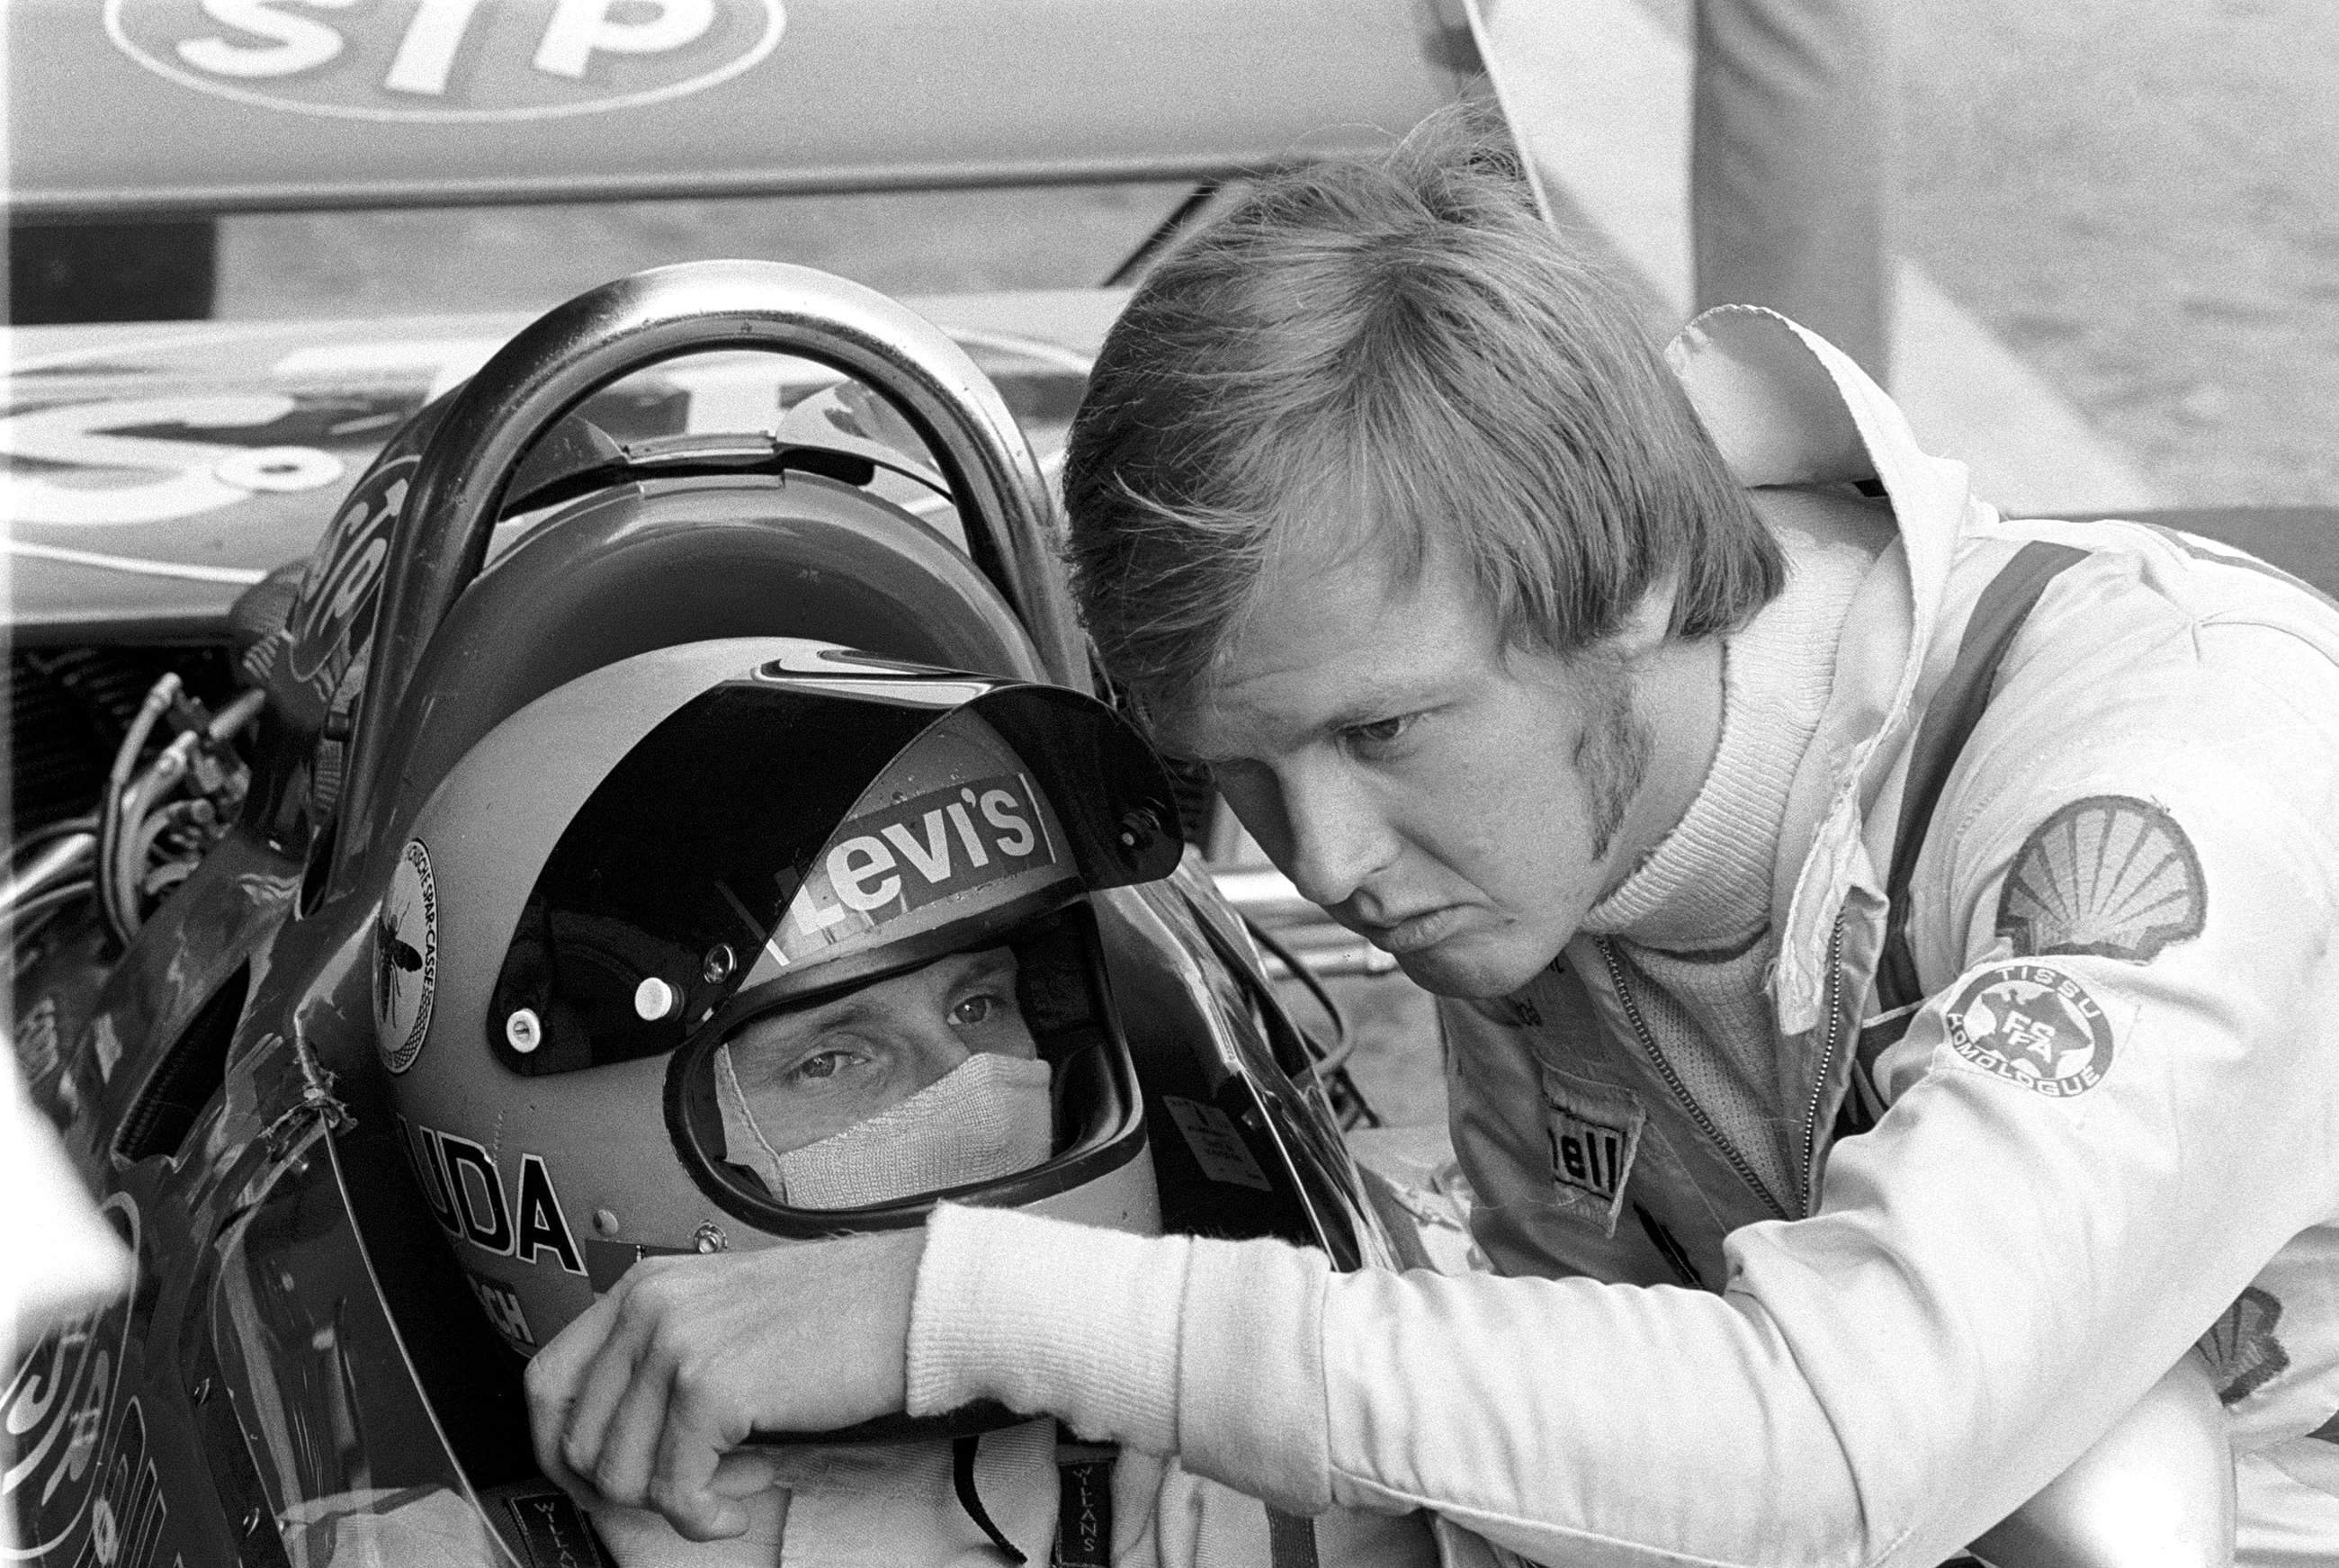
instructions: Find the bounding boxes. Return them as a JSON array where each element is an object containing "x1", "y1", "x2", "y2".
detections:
[{"x1": 524, "y1": 1228, "x2": 927, "y2": 1540}]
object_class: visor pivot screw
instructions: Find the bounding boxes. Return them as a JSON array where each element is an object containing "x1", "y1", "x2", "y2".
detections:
[
  {"x1": 506, "y1": 1008, "x2": 543, "y2": 1053},
  {"x1": 634, "y1": 977, "x2": 677, "y2": 1021},
  {"x1": 593, "y1": 1209, "x2": 620, "y2": 1236},
  {"x1": 694, "y1": 1223, "x2": 728, "y2": 1254},
  {"x1": 703, "y1": 945, "x2": 735, "y2": 983},
  {"x1": 1118, "y1": 806, "x2": 1164, "y2": 853}
]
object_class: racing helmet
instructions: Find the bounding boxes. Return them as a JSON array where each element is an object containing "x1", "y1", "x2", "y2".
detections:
[{"x1": 372, "y1": 638, "x2": 1180, "y2": 1373}]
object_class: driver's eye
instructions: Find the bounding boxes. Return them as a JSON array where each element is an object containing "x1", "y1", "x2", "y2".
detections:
[
  {"x1": 790, "y1": 1051, "x2": 848, "y2": 1082},
  {"x1": 950, "y1": 993, "x2": 1000, "y2": 1026}
]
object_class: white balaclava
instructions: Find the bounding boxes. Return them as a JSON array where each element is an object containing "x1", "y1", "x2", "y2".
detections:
[{"x1": 713, "y1": 1047, "x2": 1056, "y2": 1208}]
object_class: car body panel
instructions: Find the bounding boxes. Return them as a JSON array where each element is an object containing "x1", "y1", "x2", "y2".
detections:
[
  {"x1": 12, "y1": 0, "x2": 1474, "y2": 218},
  {"x1": 4, "y1": 292, "x2": 1121, "y2": 643}
]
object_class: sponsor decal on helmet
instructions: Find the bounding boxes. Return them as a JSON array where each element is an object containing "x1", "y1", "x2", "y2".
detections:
[
  {"x1": 441, "y1": 1135, "x2": 515, "y2": 1253},
  {"x1": 1996, "y1": 795, "x2": 2205, "y2": 963},
  {"x1": 1943, "y1": 961, "x2": 2116, "y2": 1098},
  {"x1": 466, "y1": 1272, "x2": 537, "y2": 1349},
  {"x1": 400, "y1": 1116, "x2": 587, "y2": 1275},
  {"x1": 106, "y1": 0, "x2": 786, "y2": 123},
  {"x1": 769, "y1": 771, "x2": 1062, "y2": 962},
  {"x1": 374, "y1": 839, "x2": 438, "y2": 1073}
]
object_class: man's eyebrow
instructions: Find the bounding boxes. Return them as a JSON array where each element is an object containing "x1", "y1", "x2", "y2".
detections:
[
  {"x1": 1143, "y1": 675, "x2": 1458, "y2": 767},
  {"x1": 956, "y1": 951, "x2": 1017, "y2": 988},
  {"x1": 1322, "y1": 695, "x2": 1420, "y2": 729},
  {"x1": 1309, "y1": 686, "x2": 1451, "y2": 739},
  {"x1": 806, "y1": 996, "x2": 886, "y2": 1035},
  {"x1": 750, "y1": 995, "x2": 887, "y2": 1064}
]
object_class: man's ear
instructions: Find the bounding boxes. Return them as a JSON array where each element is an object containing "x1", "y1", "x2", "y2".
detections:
[{"x1": 1605, "y1": 575, "x2": 1681, "y2": 662}]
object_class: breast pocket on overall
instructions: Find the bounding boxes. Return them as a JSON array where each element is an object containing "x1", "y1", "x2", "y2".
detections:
[{"x1": 1534, "y1": 1065, "x2": 1648, "y2": 1240}]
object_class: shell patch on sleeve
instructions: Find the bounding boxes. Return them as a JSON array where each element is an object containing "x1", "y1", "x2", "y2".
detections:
[
  {"x1": 1995, "y1": 795, "x2": 2205, "y2": 963},
  {"x1": 1944, "y1": 962, "x2": 2116, "y2": 1098}
]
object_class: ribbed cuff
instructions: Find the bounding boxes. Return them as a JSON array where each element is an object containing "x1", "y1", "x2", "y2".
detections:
[
  {"x1": 907, "y1": 1204, "x2": 1190, "y2": 1453},
  {"x1": 1172, "y1": 1232, "x2": 1336, "y2": 1513},
  {"x1": 907, "y1": 1205, "x2": 1338, "y2": 1512}
]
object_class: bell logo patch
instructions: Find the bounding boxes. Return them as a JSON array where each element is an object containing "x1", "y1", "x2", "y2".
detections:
[
  {"x1": 1537, "y1": 1072, "x2": 1646, "y2": 1236},
  {"x1": 1549, "y1": 1104, "x2": 1631, "y2": 1202},
  {"x1": 375, "y1": 839, "x2": 438, "y2": 1073},
  {"x1": 1944, "y1": 962, "x2": 2114, "y2": 1098}
]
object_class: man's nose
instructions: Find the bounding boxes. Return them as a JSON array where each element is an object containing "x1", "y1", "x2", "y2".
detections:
[
  {"x1": 904, "y1": 1022, "x2": 973, "y2": 1095},
  {"x1": 1232, "y1": 761, "x2": 1397, "y2": 911}
]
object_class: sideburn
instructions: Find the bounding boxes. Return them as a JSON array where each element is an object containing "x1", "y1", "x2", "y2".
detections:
[{"x1": 1573, "y1": 658, "x2": 1654, "y2": 864}]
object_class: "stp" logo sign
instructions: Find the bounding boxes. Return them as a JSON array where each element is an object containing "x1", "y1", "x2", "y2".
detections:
[{"x1": 105, "y1": 0, "x2": 786, "y2": 121}]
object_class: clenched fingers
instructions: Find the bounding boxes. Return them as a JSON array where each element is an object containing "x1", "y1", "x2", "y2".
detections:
[
  {"x1": 523, "y1": 1232, "x2": 926, "y2": 1537},
  {"x1": 525, "y1": 1289, "x2": 622, "y2": 1501}
]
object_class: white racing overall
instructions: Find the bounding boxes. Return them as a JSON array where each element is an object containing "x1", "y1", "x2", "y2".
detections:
[{"x1": 910, "y1": 308, "x2": 2339, "y2": 1566}]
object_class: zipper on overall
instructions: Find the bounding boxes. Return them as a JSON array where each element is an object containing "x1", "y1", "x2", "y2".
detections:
[
  {"x1": 1797, "y1": 917, "x2": 1850, "y2": 1217},
  {"x1": 1592, "y1": 936, "x2": 1791, "y2": 1223}
]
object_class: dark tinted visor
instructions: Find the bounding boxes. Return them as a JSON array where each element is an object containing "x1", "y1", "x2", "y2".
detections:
[{"x1": 486, "y1": 662, "x2": 1179, "y2": 1076}]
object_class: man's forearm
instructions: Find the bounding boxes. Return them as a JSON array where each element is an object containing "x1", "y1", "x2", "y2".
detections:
[{"x1": 907, "y1": 1204, "x2": 1334, "y2": 1510}]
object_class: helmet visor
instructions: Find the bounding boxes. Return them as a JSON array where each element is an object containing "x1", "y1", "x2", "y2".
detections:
[{"x1": 485, "y1": 659, "x2": 1178, "y2": 1078}]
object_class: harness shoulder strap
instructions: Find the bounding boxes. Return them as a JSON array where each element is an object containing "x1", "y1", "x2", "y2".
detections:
[
  {"x1": 1052, "y1": 1432, "x2": 1116, "y2": 1568},
  {"x1": 1266, "y1": 1509, "x2": 1321, "y2": 1568},
  {"x1": 1841, "y1": 539, "x2": 2090, "y2": 1127}
]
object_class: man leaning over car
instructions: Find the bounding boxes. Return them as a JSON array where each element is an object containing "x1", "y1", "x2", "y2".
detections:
[{"x1": 529, "y1": 114, "x2": 2339, "y2": 1566}]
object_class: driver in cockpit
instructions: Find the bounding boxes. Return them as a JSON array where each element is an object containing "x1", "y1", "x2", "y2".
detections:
[{"x1": 342, "y1": 642, "x2": 1458, "y2": 1568}]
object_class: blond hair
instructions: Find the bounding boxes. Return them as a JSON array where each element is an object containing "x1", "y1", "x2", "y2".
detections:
[{"x1": 1062, "y1": 109, "x2": 1782, "y2": 714}]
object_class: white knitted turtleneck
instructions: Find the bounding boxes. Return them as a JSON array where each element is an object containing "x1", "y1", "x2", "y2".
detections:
[
  {"x1": 1576, "y1": 486, "x2": 1886, "y2": 1210},
  {"x1": 1583, "y1": 487, "x2": 1883, "y2": 951}
]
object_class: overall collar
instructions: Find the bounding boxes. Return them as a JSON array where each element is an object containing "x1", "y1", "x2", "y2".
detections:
[{"x1": 1667, "y1": 307, "x2": 1991, "y2": 1034}]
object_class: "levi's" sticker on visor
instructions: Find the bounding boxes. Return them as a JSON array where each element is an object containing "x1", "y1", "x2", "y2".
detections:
[{"x1": 766, "y1": 772, "x2": 1065, "y2": 964}]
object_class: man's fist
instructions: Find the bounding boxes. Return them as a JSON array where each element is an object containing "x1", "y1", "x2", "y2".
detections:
[{"x1": 524, "y1": 1229, "x2": 927, "y2": 1539}]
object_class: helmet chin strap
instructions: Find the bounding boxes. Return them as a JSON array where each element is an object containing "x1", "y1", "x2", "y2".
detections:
[{"x1": 953, "y1": 1433, "x2": 1027, "y2": 1564}]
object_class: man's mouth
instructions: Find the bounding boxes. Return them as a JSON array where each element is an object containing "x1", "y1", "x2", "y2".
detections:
[{"x1": 1354, "y1": 905, "x2": 1469, "y2": 954}]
